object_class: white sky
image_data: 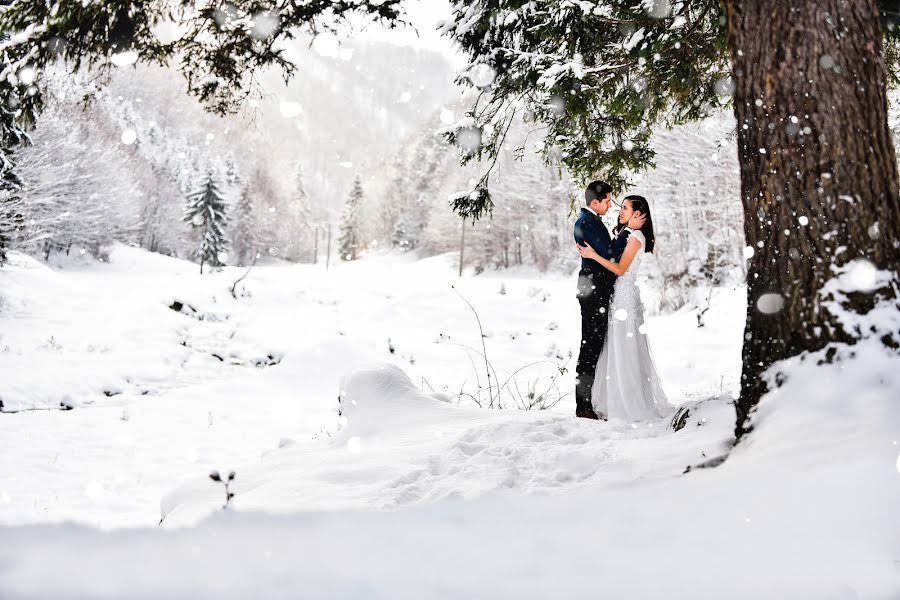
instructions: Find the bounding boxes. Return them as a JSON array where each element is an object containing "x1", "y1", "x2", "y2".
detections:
[{"x1": 347, "y1": 0, "x2": 466, "y2": 67}]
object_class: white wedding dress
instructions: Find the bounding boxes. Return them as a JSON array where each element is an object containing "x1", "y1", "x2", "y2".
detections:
[{"x1": 591, "y1": 230, "x2": 671, "y2": 421}]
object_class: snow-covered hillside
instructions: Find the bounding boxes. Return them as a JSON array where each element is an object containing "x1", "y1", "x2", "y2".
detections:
[{"x1": 11, "y1": 39, "x2": 462, "y2": 267}]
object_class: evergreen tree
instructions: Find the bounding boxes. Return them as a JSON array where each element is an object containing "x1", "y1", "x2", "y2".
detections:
[
  {"x1": 135, "y1": 161, "x2": 177, "y2": 255},
  {"x1": 224, "y1": 156, "x2": 240, "y2": 190},
  {"x1": 0, "y1": 189, "x2": 25, "y2": 264},
  {"x1": 0, "y1": 12, "x2": 37, "y2": 265},
  {"x1": 230, "y1": 184, "x2": 258, "y2": 266},
  {"x1": 445, "y1": 1, "x2": 900, "y2": 441},
  {"x1": 249, "y1": 167, "x2": 281, "y2": 260},
  {"x1": 183, "y1": 171, "x2": 229, "y2": 273},
  {"x1": 387, "y1": 131, "x2": 443, "y2": 251},
  {"x1": 282, "y1": 162, "x2": 313, "y2": 261},
  {"x1": 339, "y1": 176, "x2": 363, "y2": 261}
]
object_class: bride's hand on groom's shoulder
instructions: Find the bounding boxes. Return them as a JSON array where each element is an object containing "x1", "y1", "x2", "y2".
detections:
[{"x1": 627, "y1": 211, "x2": 646, "y2": 230}]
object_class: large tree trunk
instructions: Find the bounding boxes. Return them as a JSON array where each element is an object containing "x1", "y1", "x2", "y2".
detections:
[{"x1": 726, "y1": 0, "x2": 900, "y2": 439}]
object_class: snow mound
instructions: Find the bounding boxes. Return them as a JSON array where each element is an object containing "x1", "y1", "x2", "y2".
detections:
[
  {"x1": 338, "y1": 363, "x2": 448, "y2": 437},
  {"x1": 734, "y1": 337, "x2": 900, "y2": 469},
  {"x1": 104, "y1": 243, "x2": 202, "y2": 274}
]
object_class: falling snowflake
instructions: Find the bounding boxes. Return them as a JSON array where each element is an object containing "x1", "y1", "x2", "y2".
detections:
[
  {"x1": 48, "y1": 36, "x2": 66, "y2": 55},
  {"x1": 312, "y1": 32, "x2": 340, "y2": 57},
  {"x1": 868, "y1": 221, "x2": 880, "y2": 239},
  {"x1": 844, "y1": 259, "x2": 878, "y2": 292},
  {"x1": 643, "y1": 0, "x2": 671, "y2": 18},
  {"x1": 456, "y1": 126, "x2": 483, "y2": 155},
  {"x1": 213, "y1": 3, "x2": 239, "y2": 27},
  {"x1": 110, "y1": 51, "x2": 139, "y2": 67},
  {"x1": 713, "y1": 76, "x2": 735, "y2": 98},
  {"x1": 756, "y1": 293, "x2": 784, "y2": 314},
  {"x1": 547, "y1": 95, "x2": 566, "y2": 116},
  {"x1": 18, "y1": 66, "x2": 35, "y2": 85},
  {"x1": 614, "y1": 309, "x2": 628, "y2": 321},
  {"x1": 249, "y1": 11, "x2": 280, "y2": 40},
  {"x1": 439, "y1": 109, "x2": 455, "y2": 125},
  {"x1": 120, "y1": 129, "x2": 137, "y2": 145},
  {"x1": 469, "y1": 64, "x2": 497, "y2": 88},
  {"x1": 279, "y1": 102, "x2": 303, "y2": 118}
]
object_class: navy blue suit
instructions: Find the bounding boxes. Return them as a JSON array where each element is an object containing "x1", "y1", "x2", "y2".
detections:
[{"x1": 573, "y1": 208, "x2": 631, "y2": 412}]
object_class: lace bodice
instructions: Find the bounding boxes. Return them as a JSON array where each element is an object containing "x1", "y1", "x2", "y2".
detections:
[{"x1": 610, "y1": 230, "x2": 646, "y2": 317}]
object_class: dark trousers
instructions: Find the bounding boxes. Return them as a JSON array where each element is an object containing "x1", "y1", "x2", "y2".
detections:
[{"x1": 575, "y1": 272, "x2": 612, "y2": 412}]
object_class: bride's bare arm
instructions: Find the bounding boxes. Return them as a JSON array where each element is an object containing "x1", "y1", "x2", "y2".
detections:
[{"x1": 577, "y1": 237, "x2": 642, "y2": 276}]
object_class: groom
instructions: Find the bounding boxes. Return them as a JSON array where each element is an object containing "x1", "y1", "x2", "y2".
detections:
[{"x1": 573, "y1": 181, "x2": 644, "y2": 420}]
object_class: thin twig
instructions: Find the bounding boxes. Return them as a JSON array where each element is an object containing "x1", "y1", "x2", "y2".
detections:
[
  {"x1": 229, "y1": 255, "x2": 258, "y2": 299},
  {"x1": 442, "y1": 336, "x2": 504, "y2": 405},
  {"x1": 451, "y1": 284, "x2": 495, "y2": 407},
  {"x1": 441, "y1": 334, "x2": 484, "y2": 393}
]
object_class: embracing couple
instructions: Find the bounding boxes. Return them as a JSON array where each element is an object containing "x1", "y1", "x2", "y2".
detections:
[{"x1": 573, "y1": 180, "x2": 669, "y2": 422}]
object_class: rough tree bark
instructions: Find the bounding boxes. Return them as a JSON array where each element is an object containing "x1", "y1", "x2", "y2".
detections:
[{"x1": 726, "y1": 0, "x2": 900, "y2": 438}]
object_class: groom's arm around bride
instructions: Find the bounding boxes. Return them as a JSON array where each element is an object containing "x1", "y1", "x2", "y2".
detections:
[
  {"x1": 572, "y1": 181, "x2": 645, "y2": 420},
  {"x1": 574, "y1": 188, "x2": 640, "y2": 274}
]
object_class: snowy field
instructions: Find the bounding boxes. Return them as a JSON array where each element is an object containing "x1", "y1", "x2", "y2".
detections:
[{"x1": 1, "y1": 246, "x2": 897, "y2": 598}]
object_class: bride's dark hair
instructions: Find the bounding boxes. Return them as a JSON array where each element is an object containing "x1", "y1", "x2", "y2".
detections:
[{"x1": 614, "y1": 195, "x2": 656, "y2": 253}]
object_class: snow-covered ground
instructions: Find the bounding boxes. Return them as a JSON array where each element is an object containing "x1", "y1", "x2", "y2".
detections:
[{"x1": 1, "y1": 246, "x2": 897, "y2": 598}]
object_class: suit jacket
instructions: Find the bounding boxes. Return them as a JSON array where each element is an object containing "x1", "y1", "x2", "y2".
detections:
[{"x1": 573, "y1": 207, "x2": 632, "y2": 292}]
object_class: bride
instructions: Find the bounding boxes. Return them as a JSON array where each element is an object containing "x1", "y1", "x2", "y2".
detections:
[{"x1": 576, "y1": 195, "x2": 670, "y2": 422}]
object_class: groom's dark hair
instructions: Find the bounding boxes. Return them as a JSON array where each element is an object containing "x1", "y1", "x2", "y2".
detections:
[{"x1": 584, "y1": 180, "x2": 613, "y2": 205}]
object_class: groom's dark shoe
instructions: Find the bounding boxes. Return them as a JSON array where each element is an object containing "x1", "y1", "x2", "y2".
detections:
[{"x1": 576, "y1": 408, "x2": 601, "y2": 420}]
